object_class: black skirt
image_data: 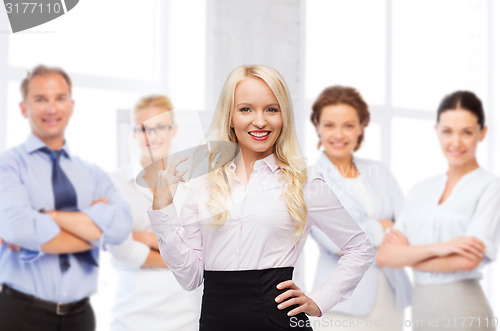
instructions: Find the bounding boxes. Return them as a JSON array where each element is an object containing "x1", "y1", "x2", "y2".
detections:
[{"x1": 200, "y1": 267, "x2": 313, "y2": 331}]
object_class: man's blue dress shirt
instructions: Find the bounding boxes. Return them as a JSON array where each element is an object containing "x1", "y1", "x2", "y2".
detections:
[{"x1": 0, "y1": 134, "x2": 131, "y2": 303}]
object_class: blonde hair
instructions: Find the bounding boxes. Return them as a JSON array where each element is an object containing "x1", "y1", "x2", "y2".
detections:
[
  {"x1": 207, "y1": 65, "x2": 308, "y2": 234},
  {"x1": 134, "y1": 94, "x2": 175, "y2": 122}
]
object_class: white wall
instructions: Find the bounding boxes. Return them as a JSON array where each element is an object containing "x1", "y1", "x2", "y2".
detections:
[{"x1": 205, "y1": 0, "x2": 306, "y2": 141}]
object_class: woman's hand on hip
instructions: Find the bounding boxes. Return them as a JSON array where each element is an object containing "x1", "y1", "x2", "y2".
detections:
[{"x1": 275, "y1": 280, "x2": 321, "y2": 317}]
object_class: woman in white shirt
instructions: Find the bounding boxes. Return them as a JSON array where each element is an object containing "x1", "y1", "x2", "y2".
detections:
[
  {"x1": 309, "y1": 86, "x2": 411, "y2": 331},
  {"x1": 148, "y1": 65, "x2": 375, "y2": 331},
  {"x1": 377, "y1": 90, "x2": 500, "y2": 331},
  {"x1": 109, "y1": 95, "x2": 199, "y2": 331}
]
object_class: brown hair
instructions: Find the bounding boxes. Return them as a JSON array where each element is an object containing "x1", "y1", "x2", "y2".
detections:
[
  {"x1": 134, "y1": 94, "x2": 175, "y2": 122},
  {"x1": 20, "y1": 65, "x2": 72, "y2": 100},
  {"x1": 310, "y1": 85, "x2": 370, "y2": 151}
]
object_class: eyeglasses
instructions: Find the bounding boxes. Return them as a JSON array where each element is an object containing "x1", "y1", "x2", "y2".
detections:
[{"x1": 134, "y1": 124, "x2": 174, "y2": 135}]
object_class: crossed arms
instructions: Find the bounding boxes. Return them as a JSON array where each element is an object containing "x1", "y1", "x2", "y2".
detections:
[
  {"x1": 2, "y1": 198, "x2": 107, "y2": 254},
  {"x1": 40, "y1": 198, "x2": 107, "y2": 253},
  {"x1": 0, "y1": 154, "x2": 131, "y2": 255},
  {"x1": 376, "y1": 229, "x2": 485, "y2": 273}
]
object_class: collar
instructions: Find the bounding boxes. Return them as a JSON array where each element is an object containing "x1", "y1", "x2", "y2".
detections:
[
  {"x1": 253, "y1": 153, "x2": 280, "y2": 172},
  {"x1": 228, "y1": 153, "x2": 280, "y2": 173},
  {"x1": 24, "y1": 133, "x2": 71, "y2": 159}
]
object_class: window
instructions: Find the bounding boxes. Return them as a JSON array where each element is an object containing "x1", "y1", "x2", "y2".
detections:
[
  {"x1": 9, "y1": 0, "x2": 159, "y2": 80},
  {"x1": 306, "y1": 0, "x2": 387, "y2": 106},
  {"x1": 391, "y1": 0, "x2": 489, "y2": 111},
  {"x1": 2, "y1": 0, "x2": 207, "y2": 170}
]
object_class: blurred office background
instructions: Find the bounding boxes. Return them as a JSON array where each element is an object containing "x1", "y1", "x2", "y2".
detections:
[{"x1": 1, "y1": 0, "x2": 499, "y2": 330}]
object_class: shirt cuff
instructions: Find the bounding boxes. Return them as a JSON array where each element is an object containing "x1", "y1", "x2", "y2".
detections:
[
  {"x1": 365, "y1": 220, "x2": 385, "y2": 247},
  {"x1": 35, "y1": 213, "x2": 61, "y2": 249},
  {"x1": 148, "y1": 204, "x2": 179, "y2": 233},
  {"x1": 81, "y1": 203, "x2": 113, "y2": 234},
  {"x1": 309, "y1": 287, "x2": 343, "y2": 317},
  {"x1": 89, "y1": 236, "x2": 104, "y2": 250},
  {"x1": 474, "y1": 235, "x2": 496, "y2": 262}
]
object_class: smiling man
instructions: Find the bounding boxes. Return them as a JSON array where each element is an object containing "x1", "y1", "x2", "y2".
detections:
[{"x1": 0, "y1": 65, "x2": 132, "y2": 331}]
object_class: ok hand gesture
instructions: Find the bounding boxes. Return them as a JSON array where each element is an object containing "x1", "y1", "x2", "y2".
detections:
[{"x1": 152, "y1": 157, "x2": 188, "y2": 210}]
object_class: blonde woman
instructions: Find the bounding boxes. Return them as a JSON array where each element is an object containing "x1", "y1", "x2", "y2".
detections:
[
  {"x1": 109, "y1": 95, "x2": 199, "y2": 331},
  {"x1": 148, "y1": 65, "x2": 375, "y2": 331},
  {"x1": 309, "y1": 86, "x2": 411, "y2": 330},
  {"x1": 377, "y1": 91, "x2": 500, "y2": 330}
]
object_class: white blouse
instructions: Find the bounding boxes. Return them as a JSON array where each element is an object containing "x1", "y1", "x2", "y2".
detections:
[
  {"x1": 148, "y1": 154, "x2": 375, "y2": 314},
  {"x1": 395, "y1": 168, "x2": 500, "y2": 284},
  {"x1": 345, "y1": 176, "x2": 375, "y2": 226}
]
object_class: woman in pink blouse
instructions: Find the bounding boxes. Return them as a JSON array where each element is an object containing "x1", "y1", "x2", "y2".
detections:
[{"x1": 148, "y1": 65, "x2": 374, "y2": 331}]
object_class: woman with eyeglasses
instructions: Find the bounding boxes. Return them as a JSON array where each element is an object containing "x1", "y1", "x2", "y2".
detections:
[
  {"x1": 308, "y1": 86, "x2": 411, "y2": 331},
  {"x1": 148, "y1": 65, "x2": 374, "y2": 330},
  {"x1": 377, "y1": 91, "x2": 500, "y2": 331},
  {"x1": 108, "y1": 95, "x2": 200, "y2": 331}
]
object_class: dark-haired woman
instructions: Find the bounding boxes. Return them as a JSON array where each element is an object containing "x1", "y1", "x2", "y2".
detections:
[
  {"x1": 310, "y1": 86, "x2": 411, "y2": 330},
  {"x1": 377, "y1": 91, "x2": 500, "y2": 330}
]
